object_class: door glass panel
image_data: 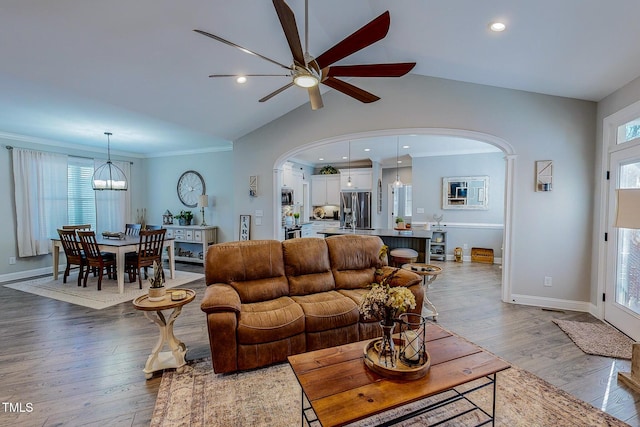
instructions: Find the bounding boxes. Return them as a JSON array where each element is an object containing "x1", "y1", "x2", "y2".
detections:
[
  {"x1": 616, "y1": 161, "x2": 640, "y2": 314},
  {"x1": 617, "y1": 118, "x2": 640, "y2": 144}
]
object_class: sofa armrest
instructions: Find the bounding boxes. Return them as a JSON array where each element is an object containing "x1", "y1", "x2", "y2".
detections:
[
  {"x1": 200, "y1": 284, "x2": 242, "y2": 314},
  {"x1": 375, "y1": 266, "x2": 421, "y2": 288}
]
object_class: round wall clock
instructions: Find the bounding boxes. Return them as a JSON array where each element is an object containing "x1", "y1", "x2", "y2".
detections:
[{"x1": 177, "y1": 170, "x2": 206, "y2": 208}]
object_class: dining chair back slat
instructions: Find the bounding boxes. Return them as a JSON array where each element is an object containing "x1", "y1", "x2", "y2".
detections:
[
  {"x1": 125, "y1": 223, "x2": 142, "y2": 236},
  {"x1": 77, "y1": 231, "x2": 116, "y2": 291},
  {"x1": 125, "y1": 229, "x2": 166, "y2": 289},
  {"x1": 144, "y1": 225, "x2": 162, "y2": 230},
  {"x1": 57, "y1": 229, "x2": 85, "y2": 287},
  {"x1": 62, "y1": 224, "x2": 91, "y2": 231}
]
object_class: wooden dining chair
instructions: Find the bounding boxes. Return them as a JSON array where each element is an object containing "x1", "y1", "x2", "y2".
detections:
[
  {"x1": 57, "y1": 229, "x2": 86, "y2": 287},
  {"x1": 125, "y1": 223, "x2": 142, "y2": 236},
  {"x1": 144, "y1": 225, "x2": 162, "y2": 230},
  {"x1": 77, "y1": 231, "x2": 116, "y2": 290},
  {"x1": 125, "y1": 229, "x2": 166, "y2": 289}
]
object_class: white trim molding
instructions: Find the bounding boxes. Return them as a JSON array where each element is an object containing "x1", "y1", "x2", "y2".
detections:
[{"x1": 510, "y1": 294, "x2": 592, "y2": 313}]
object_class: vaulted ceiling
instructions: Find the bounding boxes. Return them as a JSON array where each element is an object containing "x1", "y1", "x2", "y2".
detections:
[{"x1": 2, "y1": 0, "x2": 640, "y2": 160}]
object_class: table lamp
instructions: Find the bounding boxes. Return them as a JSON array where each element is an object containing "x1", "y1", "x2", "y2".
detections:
[
  {"x1": 199, "y1": 195, "x2": 209, "y2": 226},
  {"x1": 614, "y1": 188, "x2": 640, "y2": 393}
]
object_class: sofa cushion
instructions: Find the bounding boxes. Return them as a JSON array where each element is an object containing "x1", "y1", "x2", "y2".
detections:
[
  {"x1": 292, "y1": 291, "x2": 360, "y2": 333},
  {"x1": 237, "y1": 297, "x2": 305, "y2": 344},
  {"x1": 283, "y1": 238, "x2": 336, "y2": 296},
  {"x1": 326, "y1": 235, "x2": 385, "y2": 290},
  {"x1": 336, "y1": 289, "x2": 379, "y2": 324},
  {"x1": 205, "y1": 240, "x2": 289, "y2": 303}
]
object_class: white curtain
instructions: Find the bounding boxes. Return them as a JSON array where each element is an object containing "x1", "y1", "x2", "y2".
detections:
[
  {"x1": 12, "y1": 148, "x2": 68, "y2": 257},
  {"x1": 94, "y1": 159, "x2": 131, "y2": 233}
]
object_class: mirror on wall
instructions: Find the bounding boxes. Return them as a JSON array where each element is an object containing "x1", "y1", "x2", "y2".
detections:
[{"x1": 442, "y1": 176, "x2": 489, "y2": 210}]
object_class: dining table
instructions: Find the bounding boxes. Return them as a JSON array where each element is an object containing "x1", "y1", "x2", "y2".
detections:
[{"x1": 51, "y1": 235, "x2": 175, "y2": 294}]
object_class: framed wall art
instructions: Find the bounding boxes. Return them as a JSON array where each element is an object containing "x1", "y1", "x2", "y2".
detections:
[
  {"x1": 442, "y1": 176, "x2": 489, "y2": 210},
  {"x1": 239, "y1": 215, "x2": 251, "y2": 241}
]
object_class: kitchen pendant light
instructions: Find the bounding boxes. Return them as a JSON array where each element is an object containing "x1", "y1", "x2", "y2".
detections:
[
  {"x1": 92, "y1": 132, "x2": 128, "y2": 191},
  {"x1": 393, "y1": 137, "x2": 403, "y2": 188},
  {"x1": 347, "y1": 140, "x2": 352, "y2": 187}
]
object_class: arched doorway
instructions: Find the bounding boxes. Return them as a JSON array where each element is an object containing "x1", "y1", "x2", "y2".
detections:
[{"x1": 273, "y1": 128, "x2": 516, "y2": 303}]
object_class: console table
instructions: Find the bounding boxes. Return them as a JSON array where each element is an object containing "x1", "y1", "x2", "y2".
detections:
[{"x1": 163, "y1": 225, "x2": 217, "y2": 264}]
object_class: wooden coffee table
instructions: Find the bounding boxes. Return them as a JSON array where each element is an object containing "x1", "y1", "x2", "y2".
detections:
[{"x1": 288, "y1": 323, "x2": 510, "y2": 427}]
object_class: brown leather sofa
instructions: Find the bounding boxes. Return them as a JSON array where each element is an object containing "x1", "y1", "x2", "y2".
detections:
[{"x1": 201, "y1": 234, "x2": 423, "y2": 373}]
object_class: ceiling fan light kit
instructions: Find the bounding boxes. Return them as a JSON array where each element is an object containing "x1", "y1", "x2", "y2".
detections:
[{"x1": 195, "y1": 0, "x2": 415, "y2": 110}]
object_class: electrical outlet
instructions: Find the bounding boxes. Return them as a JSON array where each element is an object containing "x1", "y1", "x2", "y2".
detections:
[
  {"x1": 463, "y1": 244, "x2": 468, "y2": 250},
  {"x1": 544, "y1": 276, "x2": 552, "y2": 287},
  {"x1": 9, "y1": 256, "x2": 16, "y2": 265},
  {"x1": 255, "y1": 217, "x2": 262, "y2": 226}
]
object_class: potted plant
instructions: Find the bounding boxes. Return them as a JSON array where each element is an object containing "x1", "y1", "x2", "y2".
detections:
[
  {"x1": 175, "y1": 210, "x2": 193, "y2": 226},
  {"x1": 293, "y1": 212, "x2": 300, "y2": 226},
  {"x1": 395, "y1": 217, "x2": 405, "y2": 229},
  {"x1": 147, "y1": 261, "x2": 166, "y2": 302}
]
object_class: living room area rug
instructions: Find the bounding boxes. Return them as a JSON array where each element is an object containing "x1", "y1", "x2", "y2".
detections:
[
  {"x1": 150, "y1": 358, "x2": 629, "y2": 427},
  {"x1": 553, "y1": 319, "x2": 634, "y2": 360},
  {"x1": 3, "y1": 270, "x2": 203, "y2": 309}
]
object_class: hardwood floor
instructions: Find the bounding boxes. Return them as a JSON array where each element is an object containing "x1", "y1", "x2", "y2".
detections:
[{"x1": 0, "y1": 261, "x2": 638, "y2": 426}]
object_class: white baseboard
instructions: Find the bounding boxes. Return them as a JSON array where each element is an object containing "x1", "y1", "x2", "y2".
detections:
[
  {"x1": 443, "y1": 255, "x2": 502, "y2": 265},
  {"x1": 509, "y1": 293, "x2": 592, "y2": 313},
  {"x1": 0, "y1": 266, "x2": 57, "y2": 283}
]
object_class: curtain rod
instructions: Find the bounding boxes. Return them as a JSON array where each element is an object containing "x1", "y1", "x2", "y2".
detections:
[{"x1": 3, "y1": 144, "x2": 133, "y2": 164}]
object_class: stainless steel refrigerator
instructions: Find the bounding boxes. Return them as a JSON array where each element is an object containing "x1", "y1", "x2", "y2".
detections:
[{"x1": 340, "y1": 191, "x2": 372, "y2": 229}]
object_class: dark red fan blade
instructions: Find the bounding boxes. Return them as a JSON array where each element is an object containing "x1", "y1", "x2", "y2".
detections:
[
  {"x1": 322, "y1": 77, "x2": 380, "y2": 103},
  {"x1": 272, "y1": 0, "x2": 305, "y2": 67},
  {"x1": 326, "y1": 63, "x2": 416, "y2": 78},
  {"x1": 315, "y1": 11, "x2": 390, "y2": 69}
]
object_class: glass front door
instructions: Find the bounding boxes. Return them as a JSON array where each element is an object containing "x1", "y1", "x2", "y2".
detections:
[{"x1": 606, "y1": 146, "x2": 640, "y2": 340}]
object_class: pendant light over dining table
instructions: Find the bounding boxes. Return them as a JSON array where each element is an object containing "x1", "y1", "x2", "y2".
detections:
[
  {"x1": 92, "y1": 132, "x2": 128, "y2": 191},
  {"x1": 393, "y1": 137, "x2": 403, "y2": 188}
]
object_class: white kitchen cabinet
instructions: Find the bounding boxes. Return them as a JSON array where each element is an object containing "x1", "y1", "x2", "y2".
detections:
[
  {"x1": 311, "y1": 175, "x2": 340, "y2": 206},
  {"x1": 339, "y1": 168, "x2": 372, "y2": 190},
  {"x1": 163, "y1": 225, "x2": 217, "y2": 264},
  {"x1": 283, "y1": 162, "x2": 304, "y2": 205}
]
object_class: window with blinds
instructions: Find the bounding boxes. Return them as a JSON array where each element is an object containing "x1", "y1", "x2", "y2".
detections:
[{"x1": 67, "y1": 157, "x2": 96, "y2": 229}]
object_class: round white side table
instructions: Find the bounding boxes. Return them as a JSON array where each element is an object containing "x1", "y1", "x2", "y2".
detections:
[{"x1": 133, "y1": 289, "x2": 196, "y2": 379}]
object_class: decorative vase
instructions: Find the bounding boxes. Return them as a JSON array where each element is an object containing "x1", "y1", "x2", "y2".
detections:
[
  {"x1": 378, "y1": 320, "x2": 396, "y2": 367},
  {"x1": 294, "y1": 217, "x2": 300, "y2": 226},
  {"x1": 148, "y1": 287, "x2": 166, "y2": 302},
  {"x1": 285, "y1": 215, "x2": 294, "y2": 227}
]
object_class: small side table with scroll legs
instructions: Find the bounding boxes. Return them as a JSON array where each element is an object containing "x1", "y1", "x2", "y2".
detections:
[
  {"x1": 133, "y1": 289, "x2": 196, "y2": 379},
  {"x1": 402, "y1": 263, "x2": 443, "y2": 321}
]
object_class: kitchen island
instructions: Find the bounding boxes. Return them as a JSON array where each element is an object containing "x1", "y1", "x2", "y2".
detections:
[{"x1": 321, "y1": 227, "x2": 433, "y2": 263}]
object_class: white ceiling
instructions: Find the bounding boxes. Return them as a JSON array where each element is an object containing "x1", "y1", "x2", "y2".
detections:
[{"x1": 2, "y1": 0, "x2": 640, "y2": 161}]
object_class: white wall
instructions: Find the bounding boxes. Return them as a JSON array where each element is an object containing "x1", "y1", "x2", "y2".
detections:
[
  {"x1": 233, "y1": 74, "x2": 596, "y2": 304},
  {"x1": 143, "y1": 150, "x2": 234, "y2": 243}
]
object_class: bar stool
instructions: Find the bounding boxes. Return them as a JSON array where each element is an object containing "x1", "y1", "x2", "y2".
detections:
[{"x1": 389, "y1": 248, "x2": 418, "y2": 267}]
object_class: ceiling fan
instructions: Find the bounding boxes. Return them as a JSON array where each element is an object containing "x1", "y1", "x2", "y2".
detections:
[{"x1": 194, "y1": 0, "x2": 416, "y2": 110}]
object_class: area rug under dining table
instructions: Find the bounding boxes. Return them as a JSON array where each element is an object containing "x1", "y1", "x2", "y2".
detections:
[
  {"x1": 3, "y1": 270, "x2": 203, "y2": 309},
  {"x1": 151, "y1": 358, "x2": 629, "y2": 427}
]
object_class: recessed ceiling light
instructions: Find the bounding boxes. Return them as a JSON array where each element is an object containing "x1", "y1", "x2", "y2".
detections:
[
  {"x1": 397, "y1": 160, "x2": 402, "y2": 164},
  {"x1": 490, "y1": 22, "x2": 506, "y2": 32},
  {"x1": 236, "y1": 76, "x2": 247, "y2": 84},
  {"x1": 364, "y1": 148, "x2": 371, "y2": 152},
  {"x1": 342, "y1": 156, "x2": 348, "y2": 160},
  {"x1": 318, "y1": 157, "x2": 324, "y2": 161},
  {"x1": 403, "y1": 145, "x2": 410, "y2": 149}
]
